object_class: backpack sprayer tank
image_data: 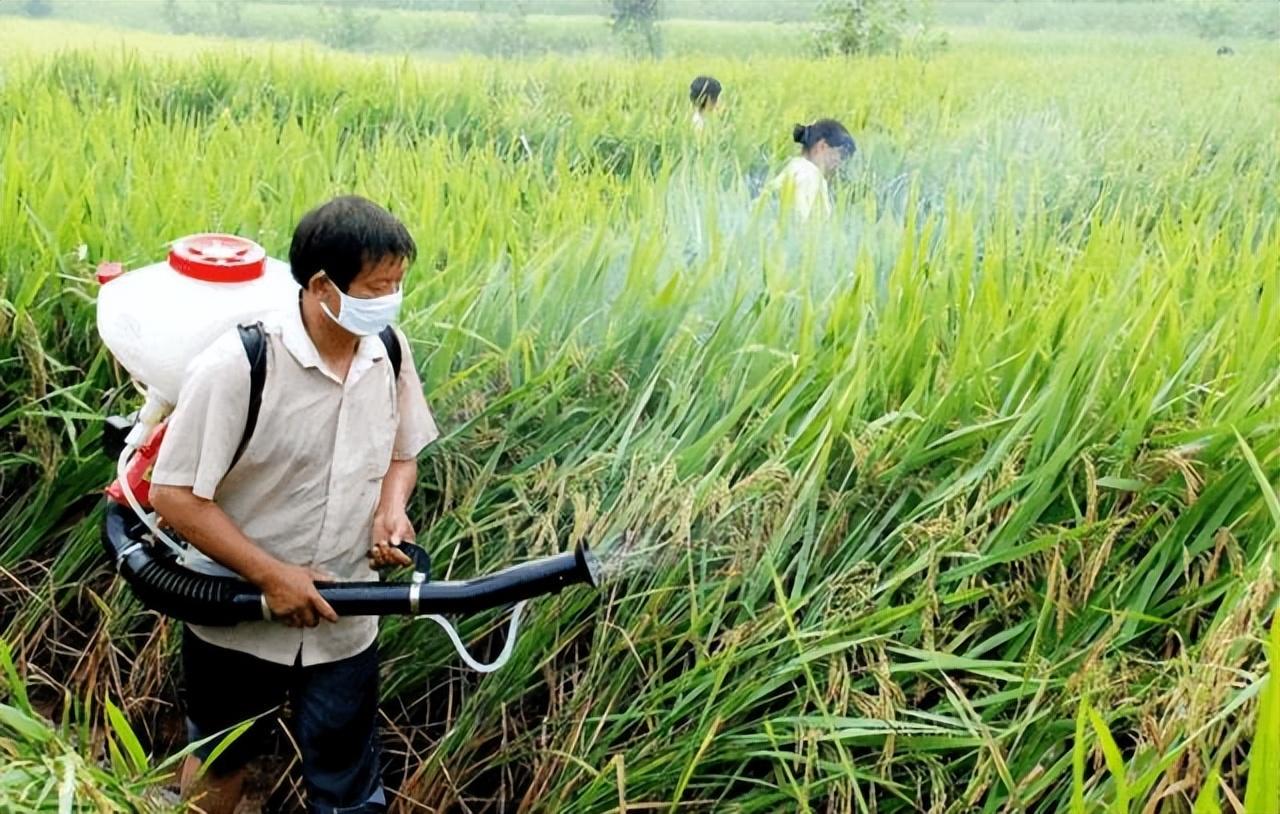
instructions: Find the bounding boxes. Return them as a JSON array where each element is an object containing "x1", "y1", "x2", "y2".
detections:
[
  {"x1": 97, "y1": 234, "x2": 599, "y2": 673},
  {"x1": 97, "y1": 234, "x2": 297, "y2": 521},
  {"x1": 97, "y1": 234, "x2": 297, "y2": 408}
]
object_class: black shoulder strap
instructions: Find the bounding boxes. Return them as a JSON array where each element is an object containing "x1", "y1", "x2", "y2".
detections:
[
  {"x1": 230, "y1": 323, "x2": 392, "y2": 471},
  {"x1": 378, "y1": 325, "x2": 402, "y2": 380},
  {"x1": 233, "y1": 321, "x2": 267, "y2": 470}
]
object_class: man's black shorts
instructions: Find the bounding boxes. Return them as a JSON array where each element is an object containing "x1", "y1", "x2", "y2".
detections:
[{"x1": 181, "y1": 626, "x2": 386, "y2": 814}]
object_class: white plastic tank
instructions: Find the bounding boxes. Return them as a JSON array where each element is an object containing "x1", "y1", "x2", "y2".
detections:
[{"x1": 97, "y1": 234, "x2": 299, "y2": 406}]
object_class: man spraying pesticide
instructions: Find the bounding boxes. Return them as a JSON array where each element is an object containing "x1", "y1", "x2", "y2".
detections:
[{"x1": 95, "y1": 196, "x2": 599, "y2": 813}]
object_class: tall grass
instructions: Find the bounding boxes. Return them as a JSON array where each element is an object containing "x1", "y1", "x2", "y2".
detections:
[{"x1": 0, "y1": 28, "x2": 1278, "y2": 813}]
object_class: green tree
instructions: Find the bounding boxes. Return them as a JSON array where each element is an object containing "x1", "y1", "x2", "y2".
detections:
[
  {"x1": 477, "y1": 0, "x2": 539, "y2": 58},
  {"x1": 610, "y1": 0, "x2": 662, "y2": 58},
  {"x1": 213, "y1": 0, "x2": 245, "y2": 37},
  {"x1": 21, "y1": 0, "x2": 53, "y2": 17},
  {"x1": 1181, "y1": 1, "x2": 1240, "y2": 40},
  {"x1": 811, "y1": 0, "x2": 944, "y2": 57},
  {"x1": 320, "y1": 3, "x2": 380, "y2": 50},
  {"x1": 162, "y1": 0, "x2": 195, "y2": 34}
]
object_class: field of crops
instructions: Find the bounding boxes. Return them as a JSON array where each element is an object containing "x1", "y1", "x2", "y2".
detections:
[
  {"x1": 12, "y1": 0, "x2": 1280, "y2": 59},
  {"x1": 1, "y1": 14, "x2": 1279, "y2": 814},
  {"x1": 16, "y1": 0, "x2": 1280, "y2": 58}
]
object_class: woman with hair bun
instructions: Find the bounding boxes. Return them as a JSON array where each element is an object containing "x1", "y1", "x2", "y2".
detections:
[{"x1": 767, "y1": 119, "x2": 856, "y2": 219}]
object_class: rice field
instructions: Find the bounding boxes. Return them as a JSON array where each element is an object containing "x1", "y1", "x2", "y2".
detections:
[{"x1": 1, "y1": 14, "x2": 1279, "y2": 814}]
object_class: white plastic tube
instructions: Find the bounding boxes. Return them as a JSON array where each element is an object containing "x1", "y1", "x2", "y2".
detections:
[
  {"x1": 419, "y1": 600, "x2": 527, "y2": 673},
  {"x1": 116, "y1": 443, "x2": 186, "y2": 559},
  {"x1": 112, "y1": 389, "x2": 186, "y2": 558}
]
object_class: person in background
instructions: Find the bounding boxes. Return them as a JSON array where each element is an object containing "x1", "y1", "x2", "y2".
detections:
[
  {"x1": 689, "y1": 74, "x2": 722, "y2": 134},
  {"x1": 151, "y1": 195, "x2": 439, "y2": 814},
  {"x1": 767, "y1": 118, "x2": 857, "y2": 220}
]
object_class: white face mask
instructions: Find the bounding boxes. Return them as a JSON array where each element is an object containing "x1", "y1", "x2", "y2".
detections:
[{"x1": 314, "y1": 273, "x2": 403, "y2": 336}]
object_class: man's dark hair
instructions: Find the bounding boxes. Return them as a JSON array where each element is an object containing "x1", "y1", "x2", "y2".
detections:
[
  {"x1": 793, "y1": 119, "x2": 857, "y2": 158},
  {"x1": 288, "y1": 195, "x2": 417, "y2": 291},
  {"x1": 689, "y1": 75, "x2": 721, "y2": 109}
]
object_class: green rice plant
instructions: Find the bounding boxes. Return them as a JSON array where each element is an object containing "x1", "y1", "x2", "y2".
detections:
[
  {"x1": 0, "y1": 18, "x2": 1277, "y2": 813},
  {"x1": 0, "y1": 639, "x2": 254, "y2": 812},
  {"x1": 1244, "y1": 611, "x2": 1280, "y2": 813}
]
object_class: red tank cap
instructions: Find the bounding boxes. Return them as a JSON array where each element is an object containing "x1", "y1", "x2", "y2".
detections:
[
  {"x1": 168, "y1": 234, "x2": 266, "y2": 283},
  {"x1": 96, "y1": 261, "x2": 124, "y2": 285}
]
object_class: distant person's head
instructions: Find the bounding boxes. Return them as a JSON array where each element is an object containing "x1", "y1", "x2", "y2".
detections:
[
  {"x1": 689, "y1": 75, "x2": 722, "y2": 112},
  {"x1": 290, "y1": 195, "x2": 416, "y2": 337},
  {"x1": 793, "y1": 119, "x2": 856, "y2": 176}
]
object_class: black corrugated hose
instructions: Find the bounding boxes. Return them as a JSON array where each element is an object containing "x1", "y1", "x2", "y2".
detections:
[{"x1": 102, "y1": 500, "x2": 600, "y2": 626}]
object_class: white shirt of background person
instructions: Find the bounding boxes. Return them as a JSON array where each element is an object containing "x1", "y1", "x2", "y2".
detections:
[{"x1": 769, "y1": 156, "x2": 830, "y2": 220}]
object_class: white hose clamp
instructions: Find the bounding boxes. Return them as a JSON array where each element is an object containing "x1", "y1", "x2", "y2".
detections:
[
  {"x1": 409, "y1": 581, "x2": 421, "y2": 615},
  {"x1": 260, "y1": 593, "x2": 272, "y2": 622},
  {"x1": 114, "y1": 541, "x2": 144, "y2": 567}
]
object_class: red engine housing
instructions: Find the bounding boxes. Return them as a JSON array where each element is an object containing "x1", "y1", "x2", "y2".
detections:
[{"x1": 105, "y1": 421, "x2": 169, "y2": 508}]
